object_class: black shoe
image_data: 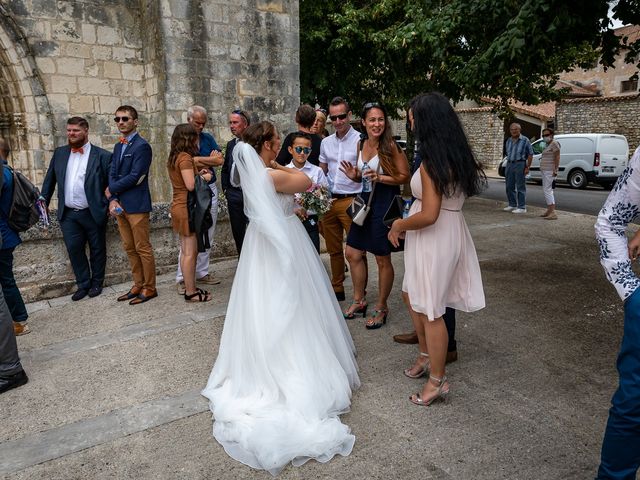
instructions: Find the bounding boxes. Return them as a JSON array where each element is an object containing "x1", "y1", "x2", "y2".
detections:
[
  {"x1": 71, "y1": 289, "x2": 89, "y2": 301},
  {"x1": 335, "y1": 291, "x2": 345, "y2": 301},
  {"x1": 88, "y1": 286, "x2": 103, "y2": 298},
  {"x1": 0, "y1": 369, "x2": 28, "y2": 394}
]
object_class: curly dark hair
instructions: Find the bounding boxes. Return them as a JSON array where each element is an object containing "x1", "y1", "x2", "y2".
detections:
[
  {"x1": 410, "y1": 92, "x2": 486, "y2": 198},
  {"x1": 167, "y1": 123, "x2": 199, "y2": 168}
]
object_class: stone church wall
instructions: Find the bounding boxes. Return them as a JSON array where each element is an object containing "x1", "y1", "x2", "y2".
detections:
[{"x1": 0, "y1": 0, "x2": 300, "y2": 300}]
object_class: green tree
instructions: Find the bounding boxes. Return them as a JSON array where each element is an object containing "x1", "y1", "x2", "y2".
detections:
[{"x1": 300, "y1": 0, "x2": 640, "y2": 116}]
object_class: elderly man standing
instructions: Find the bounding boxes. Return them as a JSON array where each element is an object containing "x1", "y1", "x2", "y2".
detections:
[
  {"x1": 503, "y1": 123, "x2": 533, "y2": 214},
  {"x1": 319, "y1": 96, "x2": 362, "y2": 301},
  {"x1": 221, "y1": 109, "x2": 250, "y2": 255},
  {"x1": 41, "y1": 117, "x2": 112, "y2": 301},
  {"x1": 175, "y1": 106, "x2": 224, "y2": 294}
]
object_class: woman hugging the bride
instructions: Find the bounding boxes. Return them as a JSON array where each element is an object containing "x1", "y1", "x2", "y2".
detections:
[{"x1": 202, "y1": 120, "x2": 360, "y2": 476}]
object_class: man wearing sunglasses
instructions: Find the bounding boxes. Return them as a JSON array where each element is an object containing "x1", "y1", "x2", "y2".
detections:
[
  {"x1": 319, "y1": 96, "x2": 362, "y2": 301},
  {"x1": 221, "y1": 109, "x2": 250, "y2": 254},
  {"x1": 275, "y1": 104, "x2": 322, "y2": 167},
  {"x1": 106, "y1": 105, "x2": 157, "y2": 305}
]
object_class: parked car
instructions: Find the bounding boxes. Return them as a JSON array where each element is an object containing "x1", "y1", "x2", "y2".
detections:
[{"x1": 498, "y1": 133, "x2": 629, "y2": 189}]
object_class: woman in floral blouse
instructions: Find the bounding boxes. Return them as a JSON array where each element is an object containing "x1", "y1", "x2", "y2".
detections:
[{"x1": 594, "y1": 145, "x2": 640, "y2": 479}]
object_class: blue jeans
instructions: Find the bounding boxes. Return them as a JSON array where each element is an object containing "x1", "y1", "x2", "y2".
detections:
[
  {"x1": 505, "y1": 161, "x2": 526, "y2": 208},
  {"x1": 0, "y1": 248, "x2": 28, "y2": 322},
  {"x1": 597, "y1": 287, "x2": 640, "y2": 479}
]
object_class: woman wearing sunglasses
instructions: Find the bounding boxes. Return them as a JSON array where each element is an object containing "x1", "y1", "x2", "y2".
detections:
[{"x1": 339, "y1": 102, "x2": 410, "y2": 329}]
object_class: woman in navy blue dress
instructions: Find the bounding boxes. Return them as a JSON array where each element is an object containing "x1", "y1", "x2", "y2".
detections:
[{"x1": 340, "y1": 102, "x2": 410, "y2": 329}]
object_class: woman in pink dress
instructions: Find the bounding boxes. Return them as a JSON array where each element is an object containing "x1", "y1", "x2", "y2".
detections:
[{"x1": 388, "y1": 92, "x2": 486, "y2": 406}]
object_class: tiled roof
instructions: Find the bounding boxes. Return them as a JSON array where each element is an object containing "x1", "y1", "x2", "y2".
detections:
[
  {"x1": 554, "y1": 80, "x2": 600, "y2": 97},
  {"x1": 474, "y1": 97, "x2": 556, "y2": 121},
  {"x1": 560, "y1": 93, "x2": 640, "y2": 104},
  {"x1": 615, "y1": 24, "x2": 640, "y2": 44}
]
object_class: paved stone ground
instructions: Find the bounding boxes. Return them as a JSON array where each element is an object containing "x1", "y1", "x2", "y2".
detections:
[{"x1": 1, "y1": 197, "x2": 636, "y2": 480}]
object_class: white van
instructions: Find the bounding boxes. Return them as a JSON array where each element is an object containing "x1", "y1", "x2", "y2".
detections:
[{"x1": 501, "y1": 134, "x2": 629, "y2": 189}]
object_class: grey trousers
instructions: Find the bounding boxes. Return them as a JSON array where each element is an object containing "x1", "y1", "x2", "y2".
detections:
[{"x1": 0, "y1": 281, "x2": 22, "y2": 376}]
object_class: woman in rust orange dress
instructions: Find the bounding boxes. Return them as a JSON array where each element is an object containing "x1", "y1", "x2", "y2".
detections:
[{"x1": 167, "y1": 123, "x2": 212, "y2": 302}]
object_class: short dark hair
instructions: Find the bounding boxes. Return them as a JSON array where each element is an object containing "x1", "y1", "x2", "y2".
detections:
[
  {"x1": 542, "y1": 128, "x2": 554, "y2": 136},
  {"x1": 290, "y1": 131, "x2": 312, "y2": 144},
  {"x1": 67, "y1": 116, "x2": 89, "y2": 129},
  {"x1": 115, "y1": 105, "x2": 138, "y2": 120},
  {"x1": 295, "y1": 105, "x2": 316, "y2": 129},
  {"x1": 231, "y1": 109, "x2": 250, "y2": 126},
  {"x1": 329, "y1": 96, "x2": 350, "y2": 113}
]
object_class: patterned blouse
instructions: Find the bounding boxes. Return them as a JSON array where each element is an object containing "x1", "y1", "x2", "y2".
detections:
[
  {"x1": 595, "y1": 146, "x2": 640, "y2": 301},
  {"x1": 540, "y1": 140, "x2": 560, "y2": 172}
]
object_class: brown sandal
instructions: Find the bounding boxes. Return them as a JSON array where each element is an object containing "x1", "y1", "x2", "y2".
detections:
[{"x1": 184, "y1": 288, "x2": 211, "y2": 302}]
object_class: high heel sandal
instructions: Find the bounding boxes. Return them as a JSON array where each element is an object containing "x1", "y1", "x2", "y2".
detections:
[
  {"x1": 409, "y1": 374, "x2": 449, "y2": 406},
  {"x1": 365, "y1": 307, "x2": 388, "y2": 329},
  {"x1": 403, "y1": 352, "x2": 430, "y2": 379},
  {"x1": 184, "y1": 288, "x2": 211, "y2": 302},
  {"x1": 343, "y1": 299, "x2": 368, "y2": 319}
]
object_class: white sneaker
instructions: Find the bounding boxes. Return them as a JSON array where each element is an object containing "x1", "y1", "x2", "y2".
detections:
[
  {"x1": 512, "y1": 208, "x2": 527, "y2": 214},
  {"x1": 503, "y1": 206, "x2": 515, "y2": 212}
]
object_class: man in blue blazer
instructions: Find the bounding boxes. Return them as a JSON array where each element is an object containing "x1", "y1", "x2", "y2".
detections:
[
  {"x1": 106, "y1": 105, "x2": 157, "y2": 305},
  {"x1": 41, "y1": 117, "x2": 112, "y2": 301}
]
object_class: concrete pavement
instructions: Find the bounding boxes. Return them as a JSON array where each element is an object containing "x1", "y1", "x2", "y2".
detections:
[{"x1": 1, "y1": 197, "x2": 634, "y2": 480}]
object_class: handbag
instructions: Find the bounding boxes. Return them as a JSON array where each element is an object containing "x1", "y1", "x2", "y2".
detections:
[
  {"x1": 383, "y1": 195, "x2": 404, "y2": 228},
  {"x1": 349, "y1": 194, "x2": 372, "y2": 226},
  {"x1": 187, "y1": 172, "x2": 213, "y2": 252},
  {"x1": 348, "y1": 140, "x2": 380, "y2": 226},
  {"x1": 383, "y1": 195, "x2": 409, "y2": 252}
]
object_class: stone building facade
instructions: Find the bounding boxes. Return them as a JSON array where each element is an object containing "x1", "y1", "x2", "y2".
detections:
[
  {"x1": 456, "y1": 108, "x2": 505, "y2": 168},
  {"x1": 0, "y1": 0, "x2": 299, "y2": 200},
  {"x1": 556, "y1": 94, "x2": 640, "y2": 151},
  {"x1": 0, "y1": 0, "x2": 300, "y2": 300}
]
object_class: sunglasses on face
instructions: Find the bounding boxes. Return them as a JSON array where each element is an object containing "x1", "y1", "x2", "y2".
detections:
[
  {"x1": 114, "y1": 116, "x2": 130, "y2": 123},
  {"x1": 329, "y1": 113, "x2": 348, "y2": 121},
  {"x1": 294, "y1": 146, "x2": 312, "y2": 155}
]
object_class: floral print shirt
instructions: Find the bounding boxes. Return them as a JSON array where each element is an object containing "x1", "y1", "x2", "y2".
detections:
[{"x1": 595, "y1": 146, "x2": 640, "y2": 301}]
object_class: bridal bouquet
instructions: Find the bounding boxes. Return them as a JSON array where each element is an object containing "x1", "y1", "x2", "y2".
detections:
[{"x1": 295, "y1": 184, "x2": 333, "y2": 217}]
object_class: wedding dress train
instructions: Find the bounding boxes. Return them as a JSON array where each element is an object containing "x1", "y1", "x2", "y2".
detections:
[{"x1": 202, "y1": 142, "x2": 360, "y2": 476}]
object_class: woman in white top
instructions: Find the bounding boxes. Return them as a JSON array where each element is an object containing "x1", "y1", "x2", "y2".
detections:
[{"x1": 339, "y1": 102, "x2": 410, "y2": 329}]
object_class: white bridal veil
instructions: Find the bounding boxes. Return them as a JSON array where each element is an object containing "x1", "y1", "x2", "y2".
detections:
[{"x1": 202, "y1": 141, "x2": 360, "y2": 475}]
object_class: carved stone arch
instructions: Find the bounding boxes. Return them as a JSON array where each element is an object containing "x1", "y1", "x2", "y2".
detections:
[{"x1": 0, "y1": 4, "x2": 53, "y2": 179}]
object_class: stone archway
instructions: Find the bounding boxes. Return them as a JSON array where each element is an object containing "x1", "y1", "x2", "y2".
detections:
[{"x1": 0, "y1": 4, "x2": 53, "y2": 180}]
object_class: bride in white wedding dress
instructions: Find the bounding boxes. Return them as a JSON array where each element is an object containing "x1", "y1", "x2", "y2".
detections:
[{"x1": 202, "y1": 121, "x2": 360, "y2": 476}]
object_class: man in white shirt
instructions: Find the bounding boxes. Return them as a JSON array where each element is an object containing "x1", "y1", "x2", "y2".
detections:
[
  {"x1": 41, "y1": 117, "x2": 112, "y2": 301},
  {"x1": 319, "y1": 97, "x2": 362, "y2": 301},
  {"x1": 286, "y1": 132, "x2": 328, "y2": 252}
]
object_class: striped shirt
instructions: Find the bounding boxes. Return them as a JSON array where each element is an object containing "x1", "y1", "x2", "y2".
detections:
[
  {"x1": 505, "y1": 135, "x2": 533, "y2": 163},
  {"x1": 540, "y1": 140, "x2": 560, "y2": 171}
]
